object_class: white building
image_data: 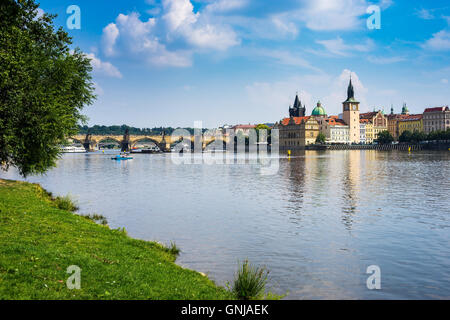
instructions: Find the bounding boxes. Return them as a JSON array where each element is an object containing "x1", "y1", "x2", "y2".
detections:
[
  {"x1": 321, "y1": 118, "x2": 350, "y2": 144},
  {"x1": 360, "y1": 121, "x2": 366, "y2": 144}
]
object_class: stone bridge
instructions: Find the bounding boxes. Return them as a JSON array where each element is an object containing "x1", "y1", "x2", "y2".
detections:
[{"x1": 70, "y1": 132, "x2": 229, "y2": 152}]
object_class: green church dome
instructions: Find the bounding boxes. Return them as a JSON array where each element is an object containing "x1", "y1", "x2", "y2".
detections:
[{"x1": 312, "y1": 101, "x2": 326, "y2": 116}]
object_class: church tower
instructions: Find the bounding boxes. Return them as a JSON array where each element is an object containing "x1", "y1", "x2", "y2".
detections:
[
  {"x1": 289, "y1": 93, "x2": 306, "y2": 117},
  {"x1": 342, "y1": 77, "x2": 360, "y2": 143}
]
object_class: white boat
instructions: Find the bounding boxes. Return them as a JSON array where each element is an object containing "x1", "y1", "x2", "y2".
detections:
[{"x1": 61, "y1": 146, "x2": 86, "y2": 153}]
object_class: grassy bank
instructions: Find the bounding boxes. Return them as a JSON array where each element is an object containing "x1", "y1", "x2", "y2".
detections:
[{"x1": 0, "y1": 179, "x2": 233, "y2": 300}]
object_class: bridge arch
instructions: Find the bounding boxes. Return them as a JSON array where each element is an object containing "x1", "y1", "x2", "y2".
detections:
[
  {"x1": 130, "y1": 137, "x2": 161, "y2": 148},
  {"x1": 203, "y1": 137, "x2": 227, "y2": 150},
  {"x1": 95, "y1": 137, "x2": 122, "y2": 144}
]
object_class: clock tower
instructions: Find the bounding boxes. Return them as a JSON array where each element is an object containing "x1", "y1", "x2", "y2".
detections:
[{"x1": 343, "y1": 77, "x2": 360, "y2": 144}]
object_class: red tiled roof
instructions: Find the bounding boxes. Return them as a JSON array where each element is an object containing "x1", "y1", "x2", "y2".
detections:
[
  {"x1": 325, "y1": 118, "x2": 347, "y2": 126},
  {"x1": 334, "y1": 119, "x2": 348, "y2": 126},
  {"x1": 399, "y1": 114, "x2": 423, "y2": 121},
  {"x1": 280, "y1": 116, "x2": 311, "y2": 126},
  {"x1": 424, "y1": 106, "x2": 449, "y2": 113}
]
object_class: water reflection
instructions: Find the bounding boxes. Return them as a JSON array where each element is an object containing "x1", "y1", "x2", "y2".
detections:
[{"x1": 341, "y1": 151, "x2": 360, "y2": 230}]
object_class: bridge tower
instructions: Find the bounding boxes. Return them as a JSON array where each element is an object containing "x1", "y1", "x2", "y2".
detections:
[
  {"x1": 159, "y1": 131, "x2": 168, "y2": 152},
  {"x1": 83, "y1": 132, "x2": 96, "y2": 152},
  {"x1": 121, "y1": 129, "x2": 131, "y2": 152}
]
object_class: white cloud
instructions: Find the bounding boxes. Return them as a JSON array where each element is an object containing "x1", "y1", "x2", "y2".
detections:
[
  {"x1": 441, "y1": 78, "x2": 449, "y2": 84},
  {"x1": 271, "y1": 15, "x2": 299, "y2": 38},
  {"x1": 422, "y1": 30, "x2": 450, "y2": 51},
  {"x1": 162, "y1": 0, "x2": 239, "y2": 50},
  {"x1": 378, "y1": 0, "x2": 394, "y2": 10},
  {"x1": 101, "y1": 0, "x2": 239, "y2": 67},
  {"x1": 85, "y1": 53, "x2": 122, "y2": 78},
  {"x1": 245, "y1": 70, "x2": 369, "y2": 119},
  {"x1": 415, "y1": 8, "x2": 435, "y2": 20},
  {"x1": 246, "y1": 80, "x2": 314, "y2": 118},
  {"x1": 298, "y1": 0, "x2": 368, "y2": 31},
  {"x1": 255, "y1": 49, "x2": 320, "y2": 72},
  {"x1": 316, "y1": 37, "x2": 375, "y2": 56},
  {"x1": 367, "y1": 55, "x2": 405, "y2": 64},
  {"x1": 322, "y1": 69, "x2": 369, "y2": 114},
  {"x1": 205, "y1": 0, "x2": 248, "y2": 13},
  {"x1": 102, "y1": 23, "x2": 120, "y2": 56},
  {"x1": 101, "y1": 12, "x2": 191, "y2": 67}
]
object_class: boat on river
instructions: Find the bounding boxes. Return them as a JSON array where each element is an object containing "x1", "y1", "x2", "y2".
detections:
[
  {"x1": 111, "y1": 154, "x2": 133, "y2": 160},
  {"x1": 61, "y1": 146, "x2": 86, "y2": 153}
]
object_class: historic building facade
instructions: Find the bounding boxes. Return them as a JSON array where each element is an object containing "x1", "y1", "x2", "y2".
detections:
[
  {"x1": 423, "y1": 106, "x2": 450, "y2": 133},
  {"x1": 360, "y1": 111, "x2": 388, "y2": 142},
  {"x1": 342, "y1": 78, "x2": 360, "y2": 143},
  {"x1": 322, "y1": 118, "x2": 350, "y2": 144},
  {"x1": 277, "y1": 116, "x2": 319, "y2": 150},
  {"x1": 387, "y1": 114, "x2": 409, "y2": 140},
  {"x1": 398, "y1": 114, "x2": 423, "y2": 136}
]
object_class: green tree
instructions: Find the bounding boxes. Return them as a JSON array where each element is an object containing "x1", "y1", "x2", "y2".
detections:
[
  {"x1": 316, "y1": 132, "x2": 326, "y2": 144},
  {"x1": 399, "y1": 130, "x2": 412, "y2": 143},
  {"x1": 376, "y1": 130, "x2": 394, "y2": 144},
  {"x1": 410, "y1": 131, "x2": 426, "y2": 142},
  {"x1": 0, "y1": 0, "x2": 95, "y2": 176},
  {"x1": 255, "y1": 124, "x2": 271, "y2": 143}
]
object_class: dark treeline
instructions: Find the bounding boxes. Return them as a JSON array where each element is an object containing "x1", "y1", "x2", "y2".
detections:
[
  {"x1": 78, "y1": 125, "x2": 198, "y2": 136},
  {"x1": 399, "y1": 128, "x2": 450, "y2": 143}
]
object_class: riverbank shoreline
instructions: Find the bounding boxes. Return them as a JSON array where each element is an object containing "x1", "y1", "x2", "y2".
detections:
[{"x1": 0, "y1": 179, "x2": 233, "y2": 300}]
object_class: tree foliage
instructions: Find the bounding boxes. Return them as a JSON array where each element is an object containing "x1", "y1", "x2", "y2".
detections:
[
  {"x1": 376, "y1": 130, "x2": 394, "y2": 144},
  {"x1": 315, "y1": 132, "x2": 326, "y2": 144},
  {"x1": 77, "y1": 125, "x2": 203, "y2": 136},
  {"x1": 0, "y1": 0, "x2": 95, "y2": 176},
  {"x1": 399, "y1": 129, "x2": 450, "y2": 143}
]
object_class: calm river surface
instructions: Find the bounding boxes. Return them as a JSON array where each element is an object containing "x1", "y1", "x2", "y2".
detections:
[{"x1": 2, "y1": 150, "x2": 450, "y2": 299}]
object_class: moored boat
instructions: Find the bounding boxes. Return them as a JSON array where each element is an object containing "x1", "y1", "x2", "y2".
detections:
[{"x1": 61, "y1": 146, "x2": 86, "y2": 153}]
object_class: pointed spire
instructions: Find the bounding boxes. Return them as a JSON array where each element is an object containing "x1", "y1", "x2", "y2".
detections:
[
  {"x1": 347, "y1": 76, "x2": 355, "y2": 101},
  {"x1": 293, "y1": 94, "x2": 301, "y2": 109}
]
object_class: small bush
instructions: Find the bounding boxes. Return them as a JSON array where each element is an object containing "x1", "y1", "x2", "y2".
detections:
[
  {"x1": 53, "y1": 195, "x2": 78, "y2": 212},
  {"x1": 231, "y1": 260, "x2": 269, "y2": 300},
  {"x1": 81, "y1": 213, "x2": 108, "y2": 225},
  {"x1": 166, "y1": 241, "x2": 181, "y2": 256}
]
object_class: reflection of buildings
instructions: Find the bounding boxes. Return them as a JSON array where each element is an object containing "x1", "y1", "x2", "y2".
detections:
[{"x1": 340, "y1": 151, "x2": 361, "y2": 230}]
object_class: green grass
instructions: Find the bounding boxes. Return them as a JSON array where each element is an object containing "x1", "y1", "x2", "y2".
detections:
[
  {"x1": 79, "y1": 213, "x2": 108, "y2": 226},
  {"x1": 230, "y1": 260, "x2": 269, "y2": 300},
  {"x1": 0, "y1": 179, "x2": 233, "y2": 300},
  {"x1": 53, "y1": 195, "x2": 79, "y2": 212}
]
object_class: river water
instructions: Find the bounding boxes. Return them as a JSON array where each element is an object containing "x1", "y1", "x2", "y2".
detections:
[{"x1": 2, "y1": 150, "x2": 450, "y2": 299}]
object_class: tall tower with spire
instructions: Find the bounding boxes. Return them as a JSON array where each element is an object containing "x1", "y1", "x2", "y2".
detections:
[
  {"x1": 289, "y1": 93, "x2": 306, "y2": 117},
  {"x1": 342, "y1": 76, "x2": 360, "y2": 143}
]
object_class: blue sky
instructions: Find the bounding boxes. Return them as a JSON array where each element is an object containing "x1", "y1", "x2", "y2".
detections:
[{"x1": 37, "y1": 0, "x2": 450, "y2": 128}]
